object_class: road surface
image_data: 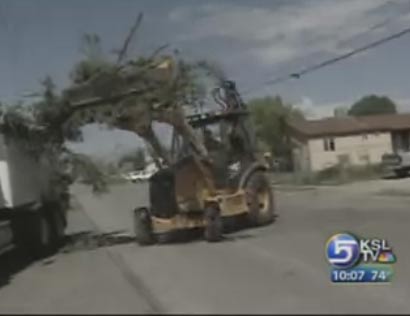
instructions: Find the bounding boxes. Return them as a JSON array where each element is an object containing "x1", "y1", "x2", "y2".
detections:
[{"x1": 1, "y1": 177, "x2": 410, "y2": 314}]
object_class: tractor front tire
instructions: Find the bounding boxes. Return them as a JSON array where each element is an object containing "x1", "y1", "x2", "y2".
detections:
[
  {"x1": 245, "y1": 171, "x2": 275, "y2": 226},
  {"x1": 133, "y1": 207, "x2": 156, "y2": 246},
  {"x1": 26, "y1": 211, "x2": 54, "y2": 259},
  {"x1": 49, "y1": 209, "x2": 66, "y2": 250},
  {"x1": 204, "y1": 204, "x2": 223, "y2": 242},
  {"x1": 44, "y1": 201, "x2": 67, "y2": 250}
]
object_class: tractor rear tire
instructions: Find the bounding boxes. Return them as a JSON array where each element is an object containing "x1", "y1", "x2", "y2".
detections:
[
  {"x1": 133, "y1": 207, "x2": 156, "y2": 246},
  {"x1": 48, "y1": 207, "x2": 66, "y2": 250},
  {"x1": 204, "y1": 204, "x2": 223, "y2": 242},
  {"x1": 395, "y1": 169, "x2": 408, "y2": 178},
  {"x1": 27, "y1": 211, "x2": 54, "y2": 259},
  {"x1": 245, "y1": 171, "x2": 275, "y2": 226}
]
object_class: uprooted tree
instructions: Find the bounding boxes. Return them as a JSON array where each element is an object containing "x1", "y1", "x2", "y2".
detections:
[{"x1": 0, "y1": 13, "x2": 222, "y2": 193}]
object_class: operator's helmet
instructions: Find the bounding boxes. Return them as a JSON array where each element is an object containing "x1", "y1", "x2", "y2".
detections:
[
  {"x1": 222, "y1": 80, "x2": 244, "y2": 109},
  {"x1": 222, "y1": 80, "x2": 236, "y2": 90}
]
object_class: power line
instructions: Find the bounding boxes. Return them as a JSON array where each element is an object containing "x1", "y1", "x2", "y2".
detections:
[
  {"x1": 295, "y1": 3, "x2": 410, "y2": 63},
  {"x1": 242, "y1": 24, "x2": 410, "y2": 96},
  {"x1": 334, "y1": 2, "x2": 410, "y2": 49}
]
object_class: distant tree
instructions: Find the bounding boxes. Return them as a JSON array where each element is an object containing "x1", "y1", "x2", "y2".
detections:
[
  {"x1": 69, "y1": 153, "x2": 108, "y2": 193},
  {"x1": 119, "y1": 148, "x2": 146, "y2": 170},
  {"x1": 133, "y1": 148, "x2": 146, "y2": 170},
  {"x1": 248, "y1": 96, "x2": 304, "y2": 160},
  {"x1": 104, "y1": 162, "x2": 119, "y2": 175},
  {"x1": 334, "y1": 106, "x2": 349, "y2": 118},
  {"x1": 348, "y1": 95, "x2": 397, "y2": 116}
]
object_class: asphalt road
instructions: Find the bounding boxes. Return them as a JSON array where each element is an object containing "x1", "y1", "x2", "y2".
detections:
[
  {"x1": 1, "y1": 177, "x2": 410, "y2": 314},
  {"x1": 0, "y1": 199, "x2": 153, "y2": 314}
]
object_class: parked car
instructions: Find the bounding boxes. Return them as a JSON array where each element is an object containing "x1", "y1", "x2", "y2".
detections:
[
  {"x1": 381, "y1": 151, "x2": 410, "y2": 178},
  {"x1": 122, "y1": 163, "x2": 159, "y2": 183},
  {"x1": 122, "y1": 171, "x2": 141, "y2": 182}
]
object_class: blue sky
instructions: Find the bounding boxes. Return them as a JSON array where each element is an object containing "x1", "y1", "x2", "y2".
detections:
[{"x1": 1, "y1": 0, "x2": 410, "y2": 160}]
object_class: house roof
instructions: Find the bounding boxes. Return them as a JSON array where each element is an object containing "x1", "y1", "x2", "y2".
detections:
[{"x1": 288, "y1": 113, "x2": 410, "y2": 139}]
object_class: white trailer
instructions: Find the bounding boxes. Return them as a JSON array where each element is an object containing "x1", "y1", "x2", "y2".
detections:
[{"x1": 0, "y1": 134, "x2": 68, "y2": 257}]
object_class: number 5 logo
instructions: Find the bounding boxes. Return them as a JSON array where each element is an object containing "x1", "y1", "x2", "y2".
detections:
[{"x1": 326, "y1": 233, "x2": 360, "y2": 269}]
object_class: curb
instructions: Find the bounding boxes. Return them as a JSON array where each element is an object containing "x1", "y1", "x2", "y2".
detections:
[{"x1": 272, "y1": 184, "x2": 318, "y2": 191}]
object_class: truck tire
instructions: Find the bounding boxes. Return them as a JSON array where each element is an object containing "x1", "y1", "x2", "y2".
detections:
[
  {"x1": 32, "y1": 211, "x2": 55, "y2": 258},
  {"x1": 11, "y1": 210, "x2": 52, "y2": 258},
  {"x1": 245, "y1": 171, "x2": 275, "y2": 226},
  {"x1": 204, "y1": 204, "x2": 223, "y2": 242},
  {"x1": 133, "y1": 207, "x2": 156, "y2": 246},
  {"x1": 48, "y1": 207, "x2": 66, "y2": 249}
]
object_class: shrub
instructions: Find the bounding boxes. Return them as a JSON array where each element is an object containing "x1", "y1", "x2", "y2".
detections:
[{"x1": 288, "y1": 163, "x2": 383, "y2": 186}]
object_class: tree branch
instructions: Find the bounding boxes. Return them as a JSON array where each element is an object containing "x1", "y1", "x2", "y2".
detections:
[{"x1": 116, "y1": 12, "x2": 144, "y2": 64}]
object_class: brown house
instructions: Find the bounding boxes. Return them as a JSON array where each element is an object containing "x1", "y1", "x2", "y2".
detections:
[{"x1": 287, "y1": 113, "x2": 410, "y2": 172}]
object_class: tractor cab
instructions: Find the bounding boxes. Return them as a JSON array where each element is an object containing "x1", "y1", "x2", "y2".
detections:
[{"x1": 170, "y1": 109, "x2": 257, "y2": 189}]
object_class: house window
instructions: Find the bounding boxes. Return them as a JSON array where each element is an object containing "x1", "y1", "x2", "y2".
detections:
[{"x1": 324, "y1": 137, "x2": 335, "y2": 151}]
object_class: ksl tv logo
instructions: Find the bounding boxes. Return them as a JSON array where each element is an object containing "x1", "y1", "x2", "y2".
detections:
[{"x1": 326, "y1": 232, "x2": 396, "y2": 269}]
